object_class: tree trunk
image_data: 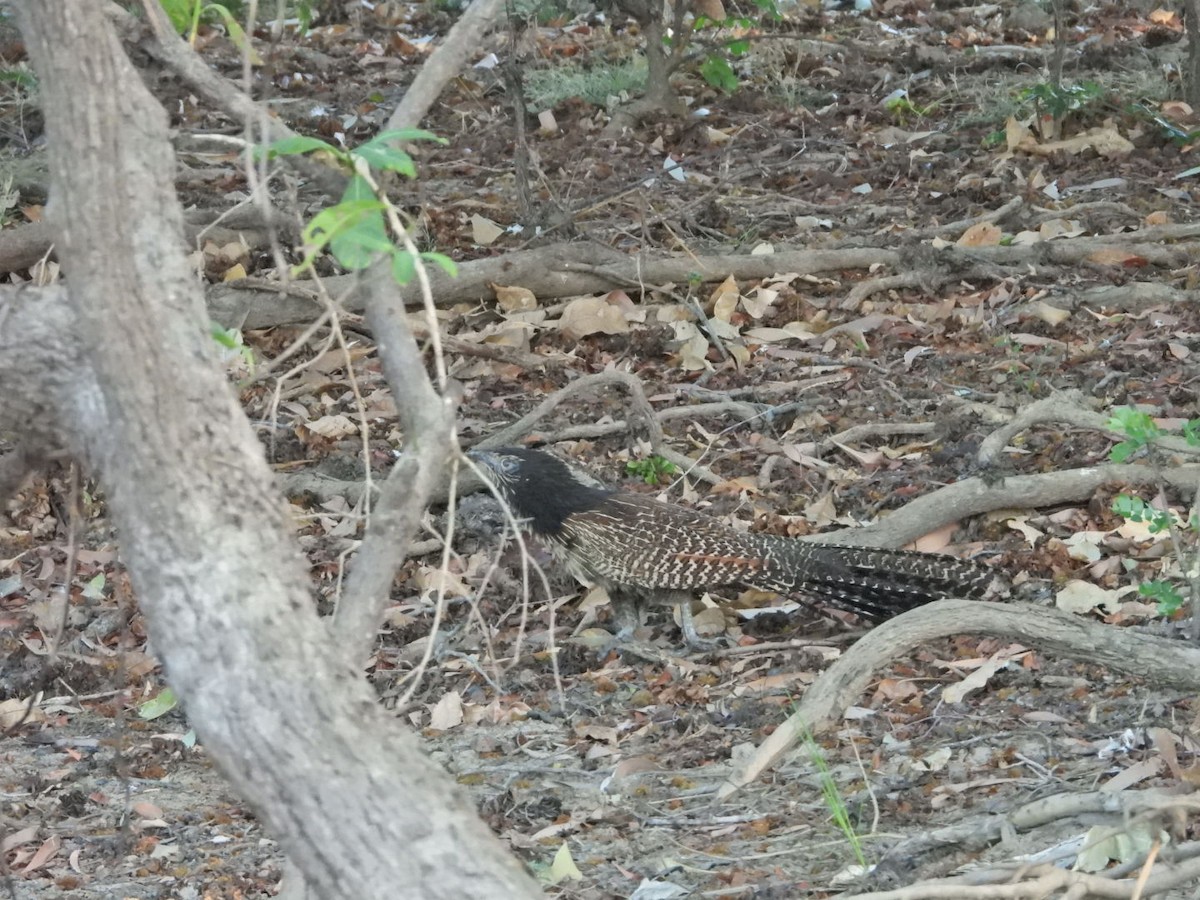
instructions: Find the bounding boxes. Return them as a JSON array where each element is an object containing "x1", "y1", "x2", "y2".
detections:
[{"x1": 6, "y1": 3, "x2": 540, "y2": 898}]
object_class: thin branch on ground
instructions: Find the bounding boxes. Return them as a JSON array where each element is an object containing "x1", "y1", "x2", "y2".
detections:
[
  {"x1": 977, "y1": 390, "x2": 1200, "y2": 467},
  {"x1": 806, "y1": 463, "x2": 1200, "y2": 550},
  {"x1": 843, "y1": 853, "x2": 1200, "y2": 900},
  {"x1": 719, "y1": 599, "x2": 1200, "y2": 797},
  {"x1": 474, "y1": 369, "x2": 664, "y2": 451}
]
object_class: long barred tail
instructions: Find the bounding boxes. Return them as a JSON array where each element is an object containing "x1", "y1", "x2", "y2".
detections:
[{"x1": 754, "y1": 540, "x2": 1000, "y2": 621}]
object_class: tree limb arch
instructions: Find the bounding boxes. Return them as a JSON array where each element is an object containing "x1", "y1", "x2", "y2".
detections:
[{"x1": 718, "y1": 600, "x2": 1200, "y2": 798}]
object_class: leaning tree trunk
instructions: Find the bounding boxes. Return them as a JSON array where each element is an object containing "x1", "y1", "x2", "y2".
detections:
[{"x1": 5, "y1": 3, "x2": 540, "y2": 898}]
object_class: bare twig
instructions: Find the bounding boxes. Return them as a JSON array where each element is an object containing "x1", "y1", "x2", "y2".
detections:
[
  {"x1": 843, "y1": 854, "x2": 1200, "y2": 900},
  {"x1": 474, "y1": 370, "x2": 664, "y2": 451},
  {"x1": 331, "y1": 261, "x2": 457, "y2": 667}
]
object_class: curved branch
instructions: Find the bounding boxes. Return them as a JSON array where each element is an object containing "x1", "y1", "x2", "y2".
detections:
[
  {"x1": 977, "y1": 390, "x2": 1200, "y2": 467},
  {"x1": 475, "y1": 369, "x2": 664, "y2": 451},
  {"x1": 806, "y1": 464, "x2": 1200, "y2": 549},
  {"x1": 719, "y1": 599, "x2": 1200, "y2": 798}
]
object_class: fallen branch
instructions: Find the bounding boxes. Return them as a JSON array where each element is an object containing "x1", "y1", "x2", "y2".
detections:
[
  {"x1": 864, "y1": 788, "x2": 1195, "y2": 888},
  {"x1": 718, "y1": 599, "x2": 1200, "y2": 797},
  {"x1": 807, "y1": 464, "x2": 1200, "y2": 550},
  {"x1": 204, "y1": 230, "x2": 1200, "y2": 329},
  {"x1": 977, "y1": 390, "x2": 1200, "y2": 467},
  {"x1": 846, "y1": 854, "x2": 1200, "y2": 900}
]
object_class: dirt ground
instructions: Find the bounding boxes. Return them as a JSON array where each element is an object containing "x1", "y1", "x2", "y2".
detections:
[{"x1": 3, "y1": 0, "x2": 1200, "y2": 897}]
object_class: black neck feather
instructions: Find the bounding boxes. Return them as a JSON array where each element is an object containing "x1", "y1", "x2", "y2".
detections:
[{"x1": 499, "y1": 450, "x2": 613, "y2": 536}]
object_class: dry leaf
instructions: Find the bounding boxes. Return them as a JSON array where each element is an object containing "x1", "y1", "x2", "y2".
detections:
[
  {"x1": 21, "y1": 835, "x2": 61, "y2": 873},
  {"x1": 303, "y1": 415, "x2": 358, "y2": 439},
  {"x1": 742, "y1": 286, "x2": 778, "y2": 319},
  {"x1": 1028, "y1": 300, "x2": 1071, "y2": 326},
  {"x1": 491, "y1": 283, "x2": 538, "y2": 312},
  {"x1": 709, "y1": 274, "x2": 740, "y2": 321},
  {"x1": 470, "y1": 214, "x2": 504, "y2": 245},
  {"x1": 559, "y1": 295, "x2": 634, "y2": 339},
  {"x1": 549, "y1": 842, "x2": 583, "y2": 884},
  {"x1": 1055, "y1": 579, "x2": 1125, "y2": 614},
  {"x1": 1087, "y1": 247, "x2": 1148, "y2": 267},
  {"x1": 1006, "y1": 517, "x2": 1044, "y2": 546},
  {"x1": 957, "y1": 222, "x2": 1003, "y2": 247},
  {"x1": 428, "y1": 691, "x2": 463, "y2": 730},
  {"x1": 693, "y1": 0, "x2": 725, "y2": 17},
  {"x1": 942, "y1": 655, "x2": 1015, "y2": 703},
  {"x1": 671, "y1": 320, "x2": 711, "y2": 371},
  {"x1": 222, "y1": 262, "x2": 247, "y2": 282},
  {"x1": 0, "y1": 697, "x2": 45, "y2": 730}
]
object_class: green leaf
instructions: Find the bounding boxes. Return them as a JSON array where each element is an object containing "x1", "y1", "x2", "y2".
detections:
[
  {"x1": 340, "y1": 173, "x2": 374, "y2": 203},
  {"x1": 205, "y1": 5, "x2": 263, "y2": 64},
  {"x1": 727, "y1": 39, "x2": 750, "y2": 56},
  {"x1": 353, "y1": 143, "x2": 417, "y2": 178},
  {"x1": 420, "y1": 251, "x2": 458, "y2": 278},
  {"x1": 1111, "y1": 494, "x2": 1139, "y2": 518},
  {"x1": 293, "y1": 199, "x2": 387, "y2": 273},
  {"x1": 260, "y1": 135, "x2": 337, "y2": 160},
  {"x1": 391, "y1": 249, "x2": 416, "y2": 284},
  {"x1": 158, "y1": 0, "x2": 194, "y2": 33},
  {"x1": 1109, "y1": 440, "x2": 1137, "y2": 463},
  {"x1": 81, "y1": 572, "x2": 106, "y2": 601},
  {"x1": 330, "y1": 209, "x2": 391, "y2": 270},
  {"x1": 700, "y1": 55, "x2": 738, "y2": 92},
  {"x1": 0, "y1": 69, "x2": 35, "y2": 88},
  {"x1": 138, "y1": 688, "x2": 179, "y2": 720},
  {"x1": 1138, "y1": 580, "x2": 1184, "y2": 616},
  {"x1": 210, "y1": 321, "x2": 242, "y2": 349},
  {"x1": 1183, "y1": 419, "x2": 1200, "y2": 446},
  {"x1": 302, "y1": 199, "x2": 386, "y2": 249},
  {"x1": 362, "y1": 128, "x2": 446, "y2": 147}
]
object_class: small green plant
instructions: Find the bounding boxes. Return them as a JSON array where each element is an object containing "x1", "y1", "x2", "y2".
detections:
[
  {"x1": 0, "y1": 68, "x2": 36, "y2": 90},
  {"x1": 1018, "y1": 80, "x2": 1103, "y2": 138},
  {"x1": 883, "y1": 93, "x2": 936, "y2": 123},
  {"x1": 626, "y1": 456, "x2": 677, "y2": 485},
  {"x1": 210, "y1": 321, "x2": 255, "y2": 369},
  {"x1": 158, "y1": 0, "x2": 261, "y2": 62},
  {"x1": 259, "y1": 129, "x2": 456, "y2": 285},
  {"x1": 799, "y1": 720, "x2": 867, "y2": 867},
  {"x1": 691, "y1": 0, "x2": 779, "y2": 94},
  {"x1": 1106, "y1": 406, "x2": 1163, "y2": 463},
  {"x1": 1107, "y1": 407, "x2": 1200, "y2": 620}
]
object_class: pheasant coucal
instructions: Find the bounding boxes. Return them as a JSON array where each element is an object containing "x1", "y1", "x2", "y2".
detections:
[{"x1": 469, "y1": 447, "x2": 998, "y2": 645}]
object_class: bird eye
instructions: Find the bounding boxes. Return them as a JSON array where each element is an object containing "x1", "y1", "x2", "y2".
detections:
[{"x1": 498, "y1": 456, "x2": 520, "y2": 475}]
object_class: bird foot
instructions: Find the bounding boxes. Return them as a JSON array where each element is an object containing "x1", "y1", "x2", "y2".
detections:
[{"x1": 678, "y1": 603, "x2": 724, "y2": 652}]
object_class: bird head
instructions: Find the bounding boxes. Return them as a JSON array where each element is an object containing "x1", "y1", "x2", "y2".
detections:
[{"x1": 466, "y1": 448, "x2": 611, "y2": 535}]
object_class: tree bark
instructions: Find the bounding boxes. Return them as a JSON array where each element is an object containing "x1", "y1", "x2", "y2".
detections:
[{"x1": 7, "y1": 3, "x2": 540, "y2": 897}]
